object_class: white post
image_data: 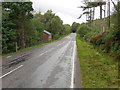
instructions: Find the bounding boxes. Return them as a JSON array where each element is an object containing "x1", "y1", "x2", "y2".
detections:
[{"x1": 15, "y1": 42, "x2": 18, "y2": 52}]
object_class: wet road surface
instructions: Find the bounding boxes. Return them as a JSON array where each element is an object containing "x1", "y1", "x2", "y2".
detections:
[{"x1": 2, "y1": 33, "x2": 82, "y2": 88}]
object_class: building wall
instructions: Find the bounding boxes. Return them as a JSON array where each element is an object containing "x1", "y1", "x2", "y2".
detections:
[{"x1": 43, "y1": 33, "x2": 52, "y2": 42}]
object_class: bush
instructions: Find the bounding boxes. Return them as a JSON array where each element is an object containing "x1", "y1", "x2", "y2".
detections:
[
  {"x1": 77, "y1": 24, "x2": 92, "y2": 38},
  {"x1": 90, "y1": 30, "x2": 109, "y2": 46}
]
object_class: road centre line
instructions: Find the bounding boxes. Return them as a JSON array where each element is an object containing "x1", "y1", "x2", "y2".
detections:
[
  {"x1": 39, "y1": 53, "x2": 44, "y2": 56},
  {"x1": 57, "y1": 42, "x2": 66, "y2": 47},
  {"x1": 39, "y1": 48, "x2": 54, "y2": 56},
  {"x1": 6, "y1": 56, "x2": 12, "y2": 58},
  {"x1": 57, "y1": 43, "x2": 62, "y2": 47},
  {"x1": 0, "y1": 65, "x2": 23, "y2": 79}
]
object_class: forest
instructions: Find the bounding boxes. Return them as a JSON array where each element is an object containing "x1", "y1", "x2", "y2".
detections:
[
  {"x1": 76, "y1": 0, "x2": 120, "y2": 60},
  {"x1": 2, "y1": 2, "x2": 71, "y2": 54}
]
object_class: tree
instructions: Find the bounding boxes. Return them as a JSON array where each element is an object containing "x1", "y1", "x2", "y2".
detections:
[
  {"x1": 64, "y1": 24, "x2": 71, "y2": 34},
  {"x1": 2, "y1": 2, "x2": 33, "y2": 49},
  {"x1": 2, "y1": 2, "x2": 33, "y2": 53},
  {"x1": 78, "y1": 0, "x2": 92, "y2": 22},
  {"x1": 24, "y1": 18, "x2": 45, "y2": 46},
  {"x1": 78, "y1": 1, "x2": 98, "y2": 25},
  {"x1": 2, "y1": 5, "x2": 71, "y2": 54},
  {"x1": 89, "y1": 1, "x2": 106, "y2": 32},
  {"x1": 46, "y1": 15, "x2": 64, "y2": 39},
  {"x1": 71, "y1": 22, "x2": 80, "y2": 33},
  {"x1": 96, "y1": 1, "x2": 106, "y2": 32},
  {"x1": 79, "y1": 0, "x2": 106, "y2": 31},
  {"x1": 43, "y1": 10, "x2": 55, "y2": 29},
  {"x1": 0, "y1": 3, "x2": 2, "y2": 54},
  {"x1": 107, "y1": 0, "x2": 111, "y2": 29},
  {"x1": 111, "y1": 0, "x2": 120, "y2": 31},
  {"x1": 34, "y1": 12, "x2": 44, "y2": 22},
  {"x1": 2, "y1": 9, "x2": 17, "y2": 53},
  {"x1": 87, "y1": 2, "x2": 99, "y2": 21},
  {"x1": 111, "y1": 1, "x2": 120, "y2": 42}
]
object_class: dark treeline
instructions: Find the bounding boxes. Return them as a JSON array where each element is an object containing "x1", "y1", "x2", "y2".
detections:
[
  {"x1": 2, "y1": 2, "x2": 71, "y2": 54},
  {"x1": 77, "y1": 0, "x2": 120, "y2": 60}
]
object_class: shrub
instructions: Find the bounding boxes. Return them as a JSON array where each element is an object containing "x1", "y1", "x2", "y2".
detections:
[
  {"x1": 77, "y1": 24, "x2": 92, "y2": 38},
  {"x1": 90, "y1": 30, "x2": 109, "y2": 46}
]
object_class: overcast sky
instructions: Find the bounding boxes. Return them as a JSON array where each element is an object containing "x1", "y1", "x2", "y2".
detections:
[{"x1": 30, "y1": 0, "x2": 114, "y2": 25}]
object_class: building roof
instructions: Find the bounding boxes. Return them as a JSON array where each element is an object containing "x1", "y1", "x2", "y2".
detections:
[{"x1": 43, "y1": 30, "x2": 51, "y2": 35}]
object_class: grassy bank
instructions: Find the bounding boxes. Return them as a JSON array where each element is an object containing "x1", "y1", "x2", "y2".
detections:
[
  {"x1": 76, "y1": 35, "x2": 118, "y2": 88},
  {"x1": 2, "y1": 34, "x2": 70, "y2": 57}
]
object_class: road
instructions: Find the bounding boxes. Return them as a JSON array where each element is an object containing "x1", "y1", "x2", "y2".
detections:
[{"x1": 2, "y1": 33, "x2": 82, "y2": 88}]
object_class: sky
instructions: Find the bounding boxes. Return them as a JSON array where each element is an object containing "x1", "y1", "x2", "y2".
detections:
[{"x1": 30, "y1": 0, "x2": 114, "y2": 25}]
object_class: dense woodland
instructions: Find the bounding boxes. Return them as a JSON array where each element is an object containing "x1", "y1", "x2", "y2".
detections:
[
  {"x1": 2, "y1": 2, "x2": 71, "y2": 54},
  {"x1": 77, "y1": 0, "x2": 120, "y2": 60}
]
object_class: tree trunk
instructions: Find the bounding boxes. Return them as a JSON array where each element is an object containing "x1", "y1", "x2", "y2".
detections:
[
  {"x1": 111, "y1": 0, "x2": 120, "y2": 30},
  {"x1": 107, "y1": 0, "x2": 110, "y2": 30},
  {"x1": 88, "y1": 8, "x2": 90, "y2": 20},
  {"x1": 100, "y1": 5, "x2": 102, "y2": 19},
  {"x1": 86, "y1": 14, "x2": 87, "y2": 21},
  {"x1": 93, "y1": 7, "x2": 95, "y2": 21},
  {"x1": 18, "y1": 21, "x2": 26, "y2": 49},
  {"x1": 90, "y1": 8, "x2": 92, "y2": 26},
  {"x1": 92, "y1": 7, "x2": 95, "y2": 26},
  {"x1": 118, "y1": 1, "x2": 120, "y2": 31},
  {"x1": 104, "y1": 4, "x2": 106, "y2": 32}
]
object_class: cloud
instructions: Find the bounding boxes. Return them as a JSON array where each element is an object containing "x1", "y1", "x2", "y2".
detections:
[
  {"x1": 30, "y1": 0, "x2": 114, "y2": 25},
  {"x1": 31, "y1": 0, "x2": 85, "y2": 25}
]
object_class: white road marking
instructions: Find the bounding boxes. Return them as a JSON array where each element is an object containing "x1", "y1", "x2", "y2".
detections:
[
  {"x1": 57, "y1": 42, "x2": 65, "y2": 47},
  {"x1": 57, "y1": 44, "x2": 61, "y2": 47},
  {"x1": 46, "y1": 48, "x2": 54, "y2": 52},
  {"x1": 6, "y1": 56, "x2": 12, "y2": 58},
  {"x1": 0, "y1": 65, "x2": 23, "y2": 79},
  {"x1": 70, "y1": 41, "x2": 76, "y2": 88},
  {"x1": 39, "y1": 48, "x2": 54, "y2": 56},
  {"x1": 39, "y1": 53, "x2": 44, "y2": 56}
]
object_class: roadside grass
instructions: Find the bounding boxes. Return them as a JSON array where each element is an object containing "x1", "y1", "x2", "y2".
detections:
[
  {"x1": 76, "y1": 35, "x2": 118, "y2": 88},
  {"x1": 2, "y1": 34, "x2": 70, "y2": 57}
]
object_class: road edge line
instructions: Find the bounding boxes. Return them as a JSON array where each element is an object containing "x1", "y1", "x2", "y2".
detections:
[{"x1": 70, "y1": 41, "x2": 76, "y2": 88}]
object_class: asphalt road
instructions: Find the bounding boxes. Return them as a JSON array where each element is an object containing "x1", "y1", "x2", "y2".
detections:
[{"x1": 2, "y1": 33, "x2": 82, "y2": 88}]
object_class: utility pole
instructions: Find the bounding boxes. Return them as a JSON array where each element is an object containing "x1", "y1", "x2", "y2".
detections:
[
  {"x1": 107, "y1": 0, "x2": 110, "y2": 30},
  {"x1": 118, "y1": 0, "x2": 120, "y2": 31}
]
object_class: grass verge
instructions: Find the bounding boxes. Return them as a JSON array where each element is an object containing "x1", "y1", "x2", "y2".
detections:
[
  {"x1": 76, "y1": 35, "x2": 118, "y2": 88},
  {"x1": 2, "y1": 34, "x2": 70, "y2": 57}
]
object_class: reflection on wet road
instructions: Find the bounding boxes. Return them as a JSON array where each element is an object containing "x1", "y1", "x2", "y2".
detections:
[{"x1": 2, "y1": 33, "x2": 82, "y2": 88}]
